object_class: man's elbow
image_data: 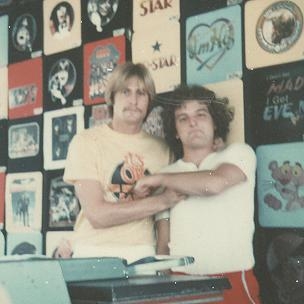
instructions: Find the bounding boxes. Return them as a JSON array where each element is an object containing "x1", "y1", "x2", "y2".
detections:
[
  {"x1": 200, "y1": 182, "x2": 229, "y2": 196},
  {"x1": 201, "y1": 177, "x2": 245, "y2": 196},
  {"x1": 85, "y1": 213, "x2": 112, "y2": 229},
  {"x1": 200, "y1": 187, "x2": 220, "y2": 196}
]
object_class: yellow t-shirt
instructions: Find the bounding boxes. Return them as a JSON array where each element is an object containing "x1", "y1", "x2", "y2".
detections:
[{"x1": 63, "y1": 124, "x2": 171, "y2": 254}]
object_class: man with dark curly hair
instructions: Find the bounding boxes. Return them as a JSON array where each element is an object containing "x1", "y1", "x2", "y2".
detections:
[{"x1": 134, "y1": 84, "x2": 261, "y2": 304}]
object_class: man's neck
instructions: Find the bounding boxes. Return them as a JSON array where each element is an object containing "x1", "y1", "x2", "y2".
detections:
[
  {"x1": 109, "y1": 120, "x2": 142, "y2": 135},
  {"x1": 182, "y1": 147, "x2": 215, "y2": 167}
]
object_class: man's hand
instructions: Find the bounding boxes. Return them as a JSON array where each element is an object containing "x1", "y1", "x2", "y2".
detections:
[
  {"x1": 52, "y1": 238, "x2": 73, "y2": 259},
  {"x1": 161, "y1": 187, "x2": 187, "y2": 208},
  {"x1": 133, "y1": 174, "x2": 163, "y2": 198}
]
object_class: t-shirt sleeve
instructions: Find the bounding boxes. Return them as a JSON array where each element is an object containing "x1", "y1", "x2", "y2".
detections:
[
  {"x1": 155, "y1": 209, "x2": 170, "y2": 221},
  {"x1": 221, "y1": 143, "x2": 256, "y2": 179},
  {"x1": 63, "y1": 133, "x2": 100, "y2": 184}
]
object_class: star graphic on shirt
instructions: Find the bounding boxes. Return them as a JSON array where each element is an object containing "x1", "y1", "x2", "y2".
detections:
[{"x1": 152, "y1": 41, "x2": 161, "y2": 52}]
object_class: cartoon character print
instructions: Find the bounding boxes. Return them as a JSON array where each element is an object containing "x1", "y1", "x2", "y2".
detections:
[
  {"x1": 48, "y1": 59, "x2": 76, "y2": 105},
  {"x1": 270, "y1": 12, "x2": 296, "y2": 45},
  {"x1": 89, "y1": 45, "x2": 118, "y2": 101},
  {"x1": 264, "y1": 160, "x2": 304, "y2": 211},
  {"x1": 87, "y1": 0, "x2": 118, "y2": 32},
  {"x1": 9, "y1": 84, "x2": 37, "y2": 108},
  {"x1": 142, "y1": 106, "x2": 165, "y2": 138},
  {"x1": 12, "y1": 14, "x2": 37, "y2": 52},
  {"x1": 108, "y1": 152, "x2": 149, "y2": 201},
  {"x1": 50, "y1": 1, "x2": 74, "y2": 39},
  {"x1": 15, "y1": 18, "x2": 31, "y2": 51}
]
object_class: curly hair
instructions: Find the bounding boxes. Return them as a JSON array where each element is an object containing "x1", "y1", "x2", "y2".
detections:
[{"x1": 161, "y1": 84, "x2": 234, "y2": 159}]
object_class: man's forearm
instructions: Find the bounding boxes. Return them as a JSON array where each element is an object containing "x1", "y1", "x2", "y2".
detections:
[
  {"x1": 159, "y1": 171, "x2": 221, "y2": 196},
  {"x1": 82, "y1": 189, "x2": 183, "y2": 229},
  {"x1": 159, "y1": 164, "x2": 245, "y2": 196}
]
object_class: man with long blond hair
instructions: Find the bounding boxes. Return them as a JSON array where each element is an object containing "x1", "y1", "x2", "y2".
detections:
[{"x1": 54, "y1": 62, "x2": 184, "y2": 261}]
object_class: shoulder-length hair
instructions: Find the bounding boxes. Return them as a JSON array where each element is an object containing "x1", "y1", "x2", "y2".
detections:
[{"x1": 105, "y1": 62, "x2": 156, "y2": 118}]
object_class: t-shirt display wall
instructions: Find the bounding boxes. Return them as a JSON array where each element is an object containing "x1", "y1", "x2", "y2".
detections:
[{"x1": 0, "y1": 0, "x2": 303, "y2": 303}]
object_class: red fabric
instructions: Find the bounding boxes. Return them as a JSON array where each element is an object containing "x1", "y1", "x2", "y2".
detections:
[
  {"x1": 213, "y1": 269, "x2": 261, "y2": 304},
  {"x1": 171, "y1": 269, "x2": 261, "y2": 304}
]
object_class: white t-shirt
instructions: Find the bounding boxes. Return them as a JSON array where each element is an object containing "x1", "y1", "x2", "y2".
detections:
[{"x1": 162, "y1": 143, "x2": 257, "y2": 275}]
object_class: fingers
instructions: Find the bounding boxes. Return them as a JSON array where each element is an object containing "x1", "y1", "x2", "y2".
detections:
[
  {"x1": 177, "y1": 192, "x2": 188, "y2": 200},
  {"x1": 53, "y1": 239, "x2": 73, "y2": 259},
  {"x1": 162, "y1": 188, "x2": 186, "y2": 208},
  {"x1": 133, "y1": 181, "x2": 153, "y2": 198}
]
